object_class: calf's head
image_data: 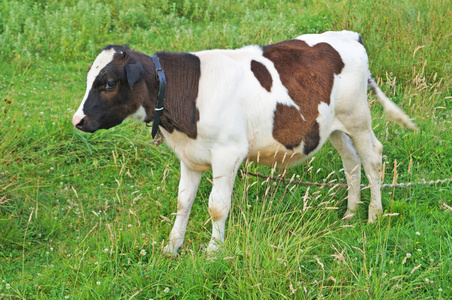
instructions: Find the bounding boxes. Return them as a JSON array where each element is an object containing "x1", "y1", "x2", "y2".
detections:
[{"x1": 72, "y1": 45, "x2": 149, "y2": 133}]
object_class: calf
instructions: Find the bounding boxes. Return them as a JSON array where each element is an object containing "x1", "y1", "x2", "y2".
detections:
[{"x1": 72, "y1": 31, "x2": 416, "y2": 254}]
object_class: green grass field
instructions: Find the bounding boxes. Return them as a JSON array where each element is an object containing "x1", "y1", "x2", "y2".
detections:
[{"x1": 1, "y1": 0, "x2": 451, "y2": 298}]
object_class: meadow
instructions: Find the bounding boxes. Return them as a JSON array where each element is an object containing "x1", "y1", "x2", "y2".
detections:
[{"x1": 0, "y1": 0, "x2": 451, "y2": 299}]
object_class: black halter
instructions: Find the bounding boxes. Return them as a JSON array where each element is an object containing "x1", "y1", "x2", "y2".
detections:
[{"x1": 147, "y1": 55, "x2": 166, "y2": 139}]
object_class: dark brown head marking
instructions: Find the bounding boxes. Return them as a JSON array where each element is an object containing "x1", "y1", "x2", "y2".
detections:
[
  {"x1": 251, "y1": 60, "x2": 272, "y2": 92},
  {"x1": 263, "y1": 39, "x2": 344, "y2": 154},
  {"x1": 73, "y1": 46, "x2": 201, "y2": 138}
]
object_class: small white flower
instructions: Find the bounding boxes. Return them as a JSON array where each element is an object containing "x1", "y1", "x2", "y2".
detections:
[
  {"x1": 103, "y1": 248, "x2": 109, "y2": 254},
  {"x1": 389, "y1": 260, "x2": 393, "y2": 264},
  {"x1": 96, "y1": 281, "x2": 101, "y2": 286},
  {"x1": 65, "y1": 296, "x2": 70, "y2": 299},
  {"x1": 128, "y1": 224, "x2": 132, "y2": 228},
  {"x1": 46, "y1": 252, "x2": 50, "y2": 255},
  {"x1": 406, "y1": 253, "x2": 411, "y2": 258},
  {"x1": 425, "y1": 278, "x2": 429, "y2": 282},
  {"x1": 95, "y1": 261, "x2": 99, "y2": 265},
  {"x1": 416, "y1": 231, "x2": 420, "y2": 236},
  {"x1": 417, "y1": 249, "x2": 421, "y2": 252},
  {"x1": 164, "y1": 287, "x2": 170, "y2": 293},
  {"x1": 140, "y1": 249, "x2": 147, "y2": 256},
  {"x1": 50, "y1": 247, "x2": 54, "y2": 252},
  {"x1": 438, "y1": 288, "x2": 443, "y2": 292},
  {"x1": 5, "y1": 284, "x2": 11, "y2": 290}
]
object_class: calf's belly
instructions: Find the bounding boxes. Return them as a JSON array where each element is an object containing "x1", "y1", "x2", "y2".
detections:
[{"x1": 248, "y1": 143, "x2": 309, "y2": 168}]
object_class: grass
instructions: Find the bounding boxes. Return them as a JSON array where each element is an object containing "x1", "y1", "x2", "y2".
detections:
[{"x1": 0, "y1": 0, "x2": 451, "y2": 298}]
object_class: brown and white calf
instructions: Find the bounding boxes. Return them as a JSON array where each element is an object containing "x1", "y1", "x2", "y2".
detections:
[{"x1": 72, "y1": 30, "x2": 416, "y2": 254}]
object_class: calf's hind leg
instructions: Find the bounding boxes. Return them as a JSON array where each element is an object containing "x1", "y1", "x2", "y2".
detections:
[
  {"x1": 348, "y1": 127, "x2": 383, "y2": 223},
  {"x1": 329, "y1": 131, "x2": 362, "y2": 220}
]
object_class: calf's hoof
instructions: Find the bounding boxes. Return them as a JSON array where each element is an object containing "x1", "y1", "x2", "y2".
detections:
[
  {"x1": 206, "y1": 240, "x2": 222, "y2": 254},
  {"x1": 368, "y1": 208, "x2": 383, "y2": 223},
  {"x1": 342, "y1": 209, "x2": 355, "y2": 222},
  {"x1": 162, "y1": 244, "x2": 179, "y2": 258}
]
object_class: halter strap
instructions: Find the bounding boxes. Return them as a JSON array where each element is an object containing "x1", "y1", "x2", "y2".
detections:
[{"x1": 147, "y1": 55, "x2": 166, "y2": 139}]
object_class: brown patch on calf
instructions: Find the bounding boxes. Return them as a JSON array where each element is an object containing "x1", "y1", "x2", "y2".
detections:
[
  {"x1": 251, "y1": 60, "x2": 272, "y2": 92},
  {"x1": 303, "y1": 121, "x2": 321, "y2": 154},
  {"x1": 155, "y1": 52, "x2": 201, "y2": 139},
  {"x1": 262, "y1": 39, "x2": 344, "y2": 154},
  {"x1": 272, "y1": 103, "x2": 305, "y2": 149},
  {"x1": 208, "y1": 207, "x2": 225, "y2": 222}
]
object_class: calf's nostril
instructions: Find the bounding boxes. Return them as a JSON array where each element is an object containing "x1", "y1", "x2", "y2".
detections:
[
  {"x1": 72, "y1": 116, "x2": 81, "y2": 127},
  {"x1": 72, "y1": 116, "x2": 86, "y2": 129},
  {"x1": 76, "y1": 117, "x2": 85, "y2": 129}
]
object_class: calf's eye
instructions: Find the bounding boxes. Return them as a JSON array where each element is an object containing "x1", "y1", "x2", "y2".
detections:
[{"x1": 105, "y1": 80, "x2": 116, "y2": 90}]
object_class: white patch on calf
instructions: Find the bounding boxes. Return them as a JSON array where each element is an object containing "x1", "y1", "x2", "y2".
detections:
[
  {"x1": 297, "y1": 30, "x2": 361, "y2": 48},
  {"x1": 316, "y1": 101, "x2": 335, "y2": 147},
  {"x1": 72, "y1": 48, "x2": 117, "y2": 124},
  {"x1": 126, "y1": 106, "x2": 147, "y2": 122}
]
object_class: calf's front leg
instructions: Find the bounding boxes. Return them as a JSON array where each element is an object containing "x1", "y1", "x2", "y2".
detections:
[{"x1": 163, "y1": 161, "x2": 202, "y2": 255}]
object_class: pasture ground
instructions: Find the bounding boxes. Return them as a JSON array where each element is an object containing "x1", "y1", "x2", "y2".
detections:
[{"x1": 0, "y1": 0, "x2": 451, "y2": 298}]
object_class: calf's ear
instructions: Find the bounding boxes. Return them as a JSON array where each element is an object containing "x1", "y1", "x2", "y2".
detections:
[{"x1": 124, "y1": 60, "x2": 144, "y2": 89}]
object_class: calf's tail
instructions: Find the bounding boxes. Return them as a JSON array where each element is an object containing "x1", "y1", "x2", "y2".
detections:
[{"x1": 368, "y1": 74, "x2": 417, "y2": 130}]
